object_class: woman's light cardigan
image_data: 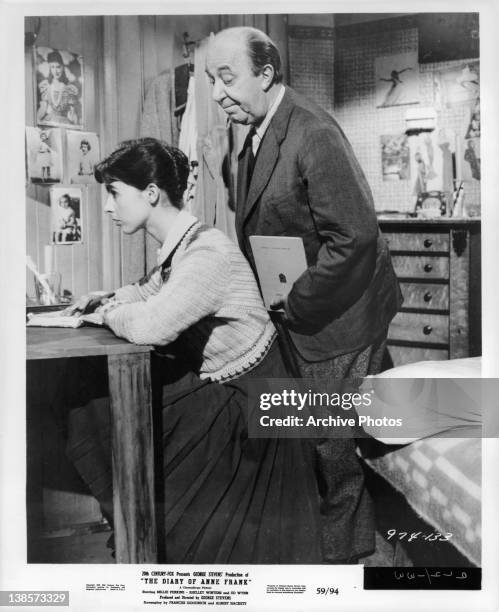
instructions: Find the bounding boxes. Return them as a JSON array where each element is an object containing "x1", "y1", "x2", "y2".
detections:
[{"x1": 104, "y1": 210, "x2": 276, "y2": 381}]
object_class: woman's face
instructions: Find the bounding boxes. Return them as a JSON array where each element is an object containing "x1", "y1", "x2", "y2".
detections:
[
  {"x1": 104, "y1": 181, "x2": 151, "y2": 234},
  {"x1": 49, "y1": 61, "x2": 63, "y2": 80},
  {"x1": 81, "y1": 143, "x2": 89, "y2": 153},
  {"x1": 59, "y1": 196, "x2": 70, "y2": 208}
]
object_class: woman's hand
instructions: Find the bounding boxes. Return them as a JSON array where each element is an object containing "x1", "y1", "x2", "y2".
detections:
[{"x1": 62, "y1": 291, "x2": 115, "y2": 316}]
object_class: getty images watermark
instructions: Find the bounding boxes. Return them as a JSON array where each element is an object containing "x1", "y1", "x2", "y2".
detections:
[{"x1": 247, "y1": 378, "x2": 497, "y2": 440}]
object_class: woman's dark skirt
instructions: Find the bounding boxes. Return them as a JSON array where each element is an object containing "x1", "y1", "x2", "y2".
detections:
[{"x1": 65, "y1": 342, "x2": 323, "y2": 564}]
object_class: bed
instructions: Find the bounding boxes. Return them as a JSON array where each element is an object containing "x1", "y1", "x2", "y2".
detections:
[{"x1": 358, "y1": 357, "x2": 482, "y2": 567}]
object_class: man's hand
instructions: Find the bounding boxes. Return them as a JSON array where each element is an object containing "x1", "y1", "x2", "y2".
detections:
[
  {"x1": 269, "y1": 295, "x2": 289, "y2": 322},
  {"x1": 62, "y1": 291, "x2": 114, "y2": 316}
]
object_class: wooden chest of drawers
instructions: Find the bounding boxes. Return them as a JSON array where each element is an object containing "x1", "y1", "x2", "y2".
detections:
[{"x1": 379, "y1": 219, "x2": 481, "y2": 367}]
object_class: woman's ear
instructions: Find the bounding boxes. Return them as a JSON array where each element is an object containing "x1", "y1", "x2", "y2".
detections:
[{"x1": 146, "y1": 183, "x2": 160, "y2": 206}]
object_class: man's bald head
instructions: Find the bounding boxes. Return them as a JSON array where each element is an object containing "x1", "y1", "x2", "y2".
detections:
[
  {"x1": 212, "y1": 27, "x2": 282, "y2": 84},
  {"x1": 206, "y1": 26, "x2": 283, "y2": 125}
]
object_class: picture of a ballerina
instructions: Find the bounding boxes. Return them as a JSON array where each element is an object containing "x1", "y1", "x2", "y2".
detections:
[
  {"x1": 25, "y1": 126, "x2": 63, "y2": 184},
  {"x1": 35, "y1": 46, "x2": 83, "y2": 129},
  {"x1": 378, "y1": 68, "x2": 413, "y2": 105},
  {"x1": 375, "y1": 52, "x2": 420, "y2": 108}
]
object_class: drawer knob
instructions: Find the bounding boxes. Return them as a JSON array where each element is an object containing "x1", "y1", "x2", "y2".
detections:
[
  {"x1": 423, "y1": 292, "x2": 433, "y2": 302},
  {"x1": 424, "y1": 239, "x2": 433, "y2": 248},
  {"x1": 423, "y1": 325, "x2": 433, "y2": 335},
  {"x1": 424, "y1": 263, "x2": 433, "y2": 273}
]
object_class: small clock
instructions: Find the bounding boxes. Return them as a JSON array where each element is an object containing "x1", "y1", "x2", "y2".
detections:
[{"x1": 414, "y1": 191, "x2": 448, "y2": 218}]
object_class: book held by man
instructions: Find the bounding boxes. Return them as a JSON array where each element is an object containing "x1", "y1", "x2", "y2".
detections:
[{"x1": 249, "y1": 235, "x2": 307, "y2": 309}]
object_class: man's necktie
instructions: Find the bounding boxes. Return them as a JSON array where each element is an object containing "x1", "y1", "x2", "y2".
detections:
[{"x1": 245, "y1": 127, "x2": 257, "y2": 194}]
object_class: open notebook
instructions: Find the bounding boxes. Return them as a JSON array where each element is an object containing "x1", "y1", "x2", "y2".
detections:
[{"x1": 26, "y1": 311, "x2": 104, "y2": 328}]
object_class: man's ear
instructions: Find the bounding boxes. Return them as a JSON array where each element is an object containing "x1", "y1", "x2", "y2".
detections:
[
  {"x1": 261, "y1": 64, "x2": 275, "y2": 91},
  {"x1": 146, "y1": 183, "x2": 160, "y2": 206}
]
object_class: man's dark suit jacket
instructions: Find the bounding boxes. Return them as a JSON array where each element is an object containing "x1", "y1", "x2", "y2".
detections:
[{"x1": 237, "y1": 86, "x2": 402, "y2": 361}]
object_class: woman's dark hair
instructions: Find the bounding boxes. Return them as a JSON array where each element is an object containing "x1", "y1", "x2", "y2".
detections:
[
  {"x1": 94, "y1": 138, "x2": 189, "y2": 208},
  {"x1": 80, "y1": 139, "x2": 91, "y2": 151},
  {"x1": 245, "y1": 28, "x2": 282, "y2": 84},
  {"x1": 47, "y1": 50, "x2": 69, "y2": 84}
]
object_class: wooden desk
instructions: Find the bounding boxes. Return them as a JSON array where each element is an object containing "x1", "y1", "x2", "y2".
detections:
[{"x1": 27, "y1": 327, "x2": 156, "y2": 563}]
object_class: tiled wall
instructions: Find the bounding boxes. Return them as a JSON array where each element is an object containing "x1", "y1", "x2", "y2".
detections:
[
  {"x1": 289, "y1": 26, "x2": 335, "y2": 115},
  {"x1": 289, "y1": 18, "x2": 480, "y2": 213}
]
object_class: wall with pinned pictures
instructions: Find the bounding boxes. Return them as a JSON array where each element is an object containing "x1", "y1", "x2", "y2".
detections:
[
  {"x1": 25, "y1": 15, "x2": 223, "y2": 301},
  {"x1": 25, "y1": 16, "x2": 105, "y2": 301},
  {"x1": 288, "y1": 14, "x2": 480, "y2": 215}
]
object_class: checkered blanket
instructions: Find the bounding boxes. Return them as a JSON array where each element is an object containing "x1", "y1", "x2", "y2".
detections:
[{"x1": 365, "y1": 435, "x2": 481, "y2": 565}]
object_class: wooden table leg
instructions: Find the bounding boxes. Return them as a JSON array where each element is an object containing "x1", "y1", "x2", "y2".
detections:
[{"x1": 107, "y1": 352, "x2": 157, "y2": 563}]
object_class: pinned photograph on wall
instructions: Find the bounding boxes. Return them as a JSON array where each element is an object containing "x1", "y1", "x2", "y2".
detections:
[
  {"x1": 50, "y1": 186, "x2": 83, "y2": 244},
  {"x1": 465, "y1": 98, "x2": 480, "y2": 139},
  {"x1": 461, "y1": 137, "x2": 481, "y2": 182},
  {"x1": 25, "y1": 126, "x2": 63, "y2": 184},
  {"x1": 34, "y1": 46, "x2": 83, "y2": 128},
  {"x1": 375, "y1": 51, "x2": 419, "y2": 108},
  {"x1": 436, "y1": 62, "x2": 479, "y2": 107},
  {"x1": 66, "y1": 130, "x2": 100, "y2": 183},
  {"x1": 380, "y1": 134, "x2": 410, "y2": 181},
  {"x1": 408, "y1": 131, "x2": 444, "y2": 196}
]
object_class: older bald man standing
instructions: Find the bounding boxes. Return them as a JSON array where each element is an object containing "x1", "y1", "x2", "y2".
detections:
[{"x1": 206, "y1": 26, "x2": 401, "y2": 563}]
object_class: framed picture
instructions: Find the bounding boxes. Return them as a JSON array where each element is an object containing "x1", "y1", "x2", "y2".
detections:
[
  {"x1": 66, "y1": 130, "x2": 100, "y2": 183},
  {"x1": 25, "y1": 126, "x2": 63, "y2": 184},
  {"x1": 380, "y1": 134, "x2": 410, "y2": 181},
  {"x1": 375, "y1": 51, "x2": 419, "y2": 108},
  {"x1": 50, "y1": 186, "x2": 83, "y2": 244},
  {"x1": 34, "y1": 46, "x2": 83, "y2": 129}
]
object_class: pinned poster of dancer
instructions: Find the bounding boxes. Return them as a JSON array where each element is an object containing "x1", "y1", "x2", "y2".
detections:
[
  {"x1": 375, "y1": 51, "x2": 420, "y2": 108},
  {"x1": 25, "y1": 126, "x2": 63, "y2": 184},
  {"x1": 66, "y1": 130, "x2": 100, "y2": 183},
  {"x1": 35, "y1": 46, "x2": 83, "y2": 128}
]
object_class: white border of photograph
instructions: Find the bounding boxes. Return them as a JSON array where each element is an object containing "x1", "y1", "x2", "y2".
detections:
[
  {"x1": 49, "y1": 185, "x2": 84, "y2": 245},
  {"x1": 34, "y1": 45, "x2": 84, "y2": 129},
  {"x1": 66, "y1": 130, "x2": 100, "y2": 184},
  {"x1": 25, "y1": 126, "x2": 63, "y2": 184}
]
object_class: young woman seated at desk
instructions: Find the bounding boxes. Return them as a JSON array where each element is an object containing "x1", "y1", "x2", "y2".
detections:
[{"x1": 63, "y1": 137, "x2": 322, "y2": 564}]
